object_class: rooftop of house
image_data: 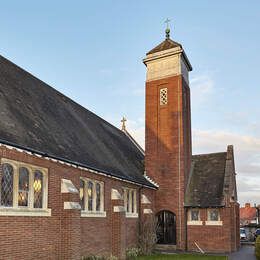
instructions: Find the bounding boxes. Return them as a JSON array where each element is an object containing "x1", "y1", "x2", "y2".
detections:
[{"x1": 240, "y1": 203, "x2": 257, "y2": 221}]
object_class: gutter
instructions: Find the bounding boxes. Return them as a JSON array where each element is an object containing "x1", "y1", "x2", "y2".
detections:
[{"x1": 0, "y1": 138, "x2": 157, "y2": 190}]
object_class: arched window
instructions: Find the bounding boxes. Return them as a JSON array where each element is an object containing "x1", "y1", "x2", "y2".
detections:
[
  {"x1": 87, "y1": 181, "x2": 93, "y2": 211},
  {"x1": 123, "y1": 188, "x2": 137, "y2": 216},
  {"x1": 0, "y1": 159, "x2": 49, "y2": 215},
  {"x1": 96, "y1": 182, "x2": 101, "y2": 211},
  {"x1": 0, "y1": 163, "x2": 14, "y2": 207},
  {"x1": 33, "y1": 170, "x2": 43, "y2": 208},
  {"x1": 18, "y1": 167, "x2": 29, "y2": 207},
  {"x1": 80, "y1": 179, "x2": 85, "y2": 210},
  {"x1": 156, "y1": 210, "x2": 176, "y2": 245},
  {"x1": 80, "y1": 178, "x2": 105, "y2": 217},
  {"x1": 131, "y1": 190, "x2": 135, "y2": 213}
]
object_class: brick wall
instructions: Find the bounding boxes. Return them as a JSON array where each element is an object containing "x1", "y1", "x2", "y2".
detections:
[
  {"x1": 187, "y1": 207, "x2": 240, "y2": 253},
  {"x1": 0, "y1": 145, "x2": 155, "y2": 259}
]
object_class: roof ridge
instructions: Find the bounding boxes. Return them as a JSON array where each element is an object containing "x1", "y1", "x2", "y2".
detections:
[{"x1": 192, "y1": 151, "x2": 227, "y2": 157}]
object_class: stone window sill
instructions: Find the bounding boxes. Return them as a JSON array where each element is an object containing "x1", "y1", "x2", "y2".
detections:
[
  {"x1": 81, "y1": 211, "x2": 106, "y2": 218},
  {"x1": 205, "y1": 220, "x2": 223, "y2": 226},
  {"x1": 187, "y1": 220, "x2": 203, "y2": 225},
  {"x1": 0, "y1": 207, "x2": 51, "y2": 217},
  {"x1": 126, "y1": 212, "x2": 139, "y2": 218}
]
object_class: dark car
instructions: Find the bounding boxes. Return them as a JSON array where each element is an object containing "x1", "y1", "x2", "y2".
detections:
[{"x1": 255, "y1": 229, "x2": 260, "y2": 240}]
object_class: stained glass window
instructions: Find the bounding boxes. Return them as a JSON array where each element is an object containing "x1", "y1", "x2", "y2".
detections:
[
  {"x1": 80, "y1": 179, "x2": 85, "y2": 210},
  {"x1": 131, "y1": 190, "x2": 135, "y2": 213},
  {"x1": 124, "y1": 188, "x2": 137, "y2": 214},
  {"x1": 96, "y1": 183, "x2": 101, "y2": 211},
  {"x1": 0, "y1": 160, "x2": 48, "y2": 212},
  {"x1": 0, "y1": 163, "x2": 14, "y2": 207},
  {"x1": 209, "y1": 209, "x2": 219, "y2": 221},
  {"x1": 190, "y1": 209, "x2": 199, "y2": 221},
  {"x1": 80, "y1": 178, "x2": 104, "y2": 213},
  {"x1": 126, "y1": 190, "x2": 130, "y2": 212},
  {"x1": 18, "y1": 167, "x2": 29, "y2": 207},
  {"x1": 33, "y1": 170, "x2": 43, "y2": 208},
  {"x1": 160, "y1": 88, "x2": 168, "y2": 105},
  {"x1": 87, "y1": 181, "x2": 93, "y2": 211}
]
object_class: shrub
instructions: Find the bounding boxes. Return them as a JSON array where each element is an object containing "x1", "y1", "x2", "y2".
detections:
[
  {"x1": 256, "y1": 236, "x2": 260, "y2": 260},
  {"x1": 82, "y1": 255, "x2": 117, "y2": 260},
  {"x1": 82, "y1": 256, "x2": 105, "y2": 260},
  {"x1": 138, "y1": 215, "x2": 158, "y2": 255},
  {"x1": 126, "y1": 247, "x2": 140, "y2": 259}
]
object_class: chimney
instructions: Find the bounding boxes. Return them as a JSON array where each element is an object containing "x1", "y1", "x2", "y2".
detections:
[{"x1": 245, "y1": 203, "x2": 251, "y2": 208}]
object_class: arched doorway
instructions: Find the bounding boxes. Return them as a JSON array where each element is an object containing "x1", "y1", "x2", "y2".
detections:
[{"x1": 156, "y1": 210, "x2": 176, "y2": 244}]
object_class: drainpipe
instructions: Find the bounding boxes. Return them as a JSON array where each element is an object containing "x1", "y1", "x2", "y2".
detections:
[
  {"x1": 138, "y1": 186, "x2": 143, "y2": 240},
  {"x1": 185, "y1": 207, "x2": 188, "y2": 251}
]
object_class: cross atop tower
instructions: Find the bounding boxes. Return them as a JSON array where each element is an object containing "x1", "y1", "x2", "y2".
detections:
[
  {"x1": 121, "y1": 117, "x2": 127, "y2": 131},
  {"x1": 164, "y1": 18, "x2": 171, "y2": 29},
  {"x1": 164, "y1": 18, "x2": 171, "y2": 39}
]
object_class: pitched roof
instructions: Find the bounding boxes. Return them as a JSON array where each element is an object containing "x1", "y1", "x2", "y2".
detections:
[
  {"x1": 146, "y1": 38, "x2": 182, "y2": 55},
  {"x1": 0, "y1": 55, "x2": 154, "y2": 188},
  {"x1": 185, "y1": 152, "x2": 228, "y2": 207},
  {"x1": 240, "y1": 206, "x2": 257, "y2": 223}
]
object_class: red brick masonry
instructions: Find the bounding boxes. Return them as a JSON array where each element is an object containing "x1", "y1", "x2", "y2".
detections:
[{"x1": 0, "y1": 145, "x2": 155, "y2": 260}]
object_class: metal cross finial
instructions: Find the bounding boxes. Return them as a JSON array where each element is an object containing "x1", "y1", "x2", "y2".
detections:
[
  {"x1": 164, "y1": 18, "x2": 171, "y2": 39},
  {"x1": 164, "y1": 18, "x2": 171, "y2": 29},
  {"x1": 121, "y1": 117, "x2": 127, "y2": 131}
]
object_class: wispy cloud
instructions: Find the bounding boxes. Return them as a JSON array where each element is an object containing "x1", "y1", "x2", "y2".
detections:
[
  {"x1": 190, "y1": 74, "x2": 215, "y2": 108},
  {"x1": 128, "y1": 125, "x2": 260, "y2": 205},
  {"x1": 193, "y1": 129, "x2": 260, "y2": 205}
]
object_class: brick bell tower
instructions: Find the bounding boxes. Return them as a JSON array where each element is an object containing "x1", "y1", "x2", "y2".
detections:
[{"x1": 143, "y1": 25, "x2": 192, "y2": 250}]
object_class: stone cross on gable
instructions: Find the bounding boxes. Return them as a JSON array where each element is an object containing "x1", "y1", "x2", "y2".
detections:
[{"x1": 121, "y1": 117, "x2": 127, "y2": 131}]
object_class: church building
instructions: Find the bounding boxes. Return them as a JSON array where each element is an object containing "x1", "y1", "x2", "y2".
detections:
[{"x1": 0, "y1": 27, "x2": 239, "y2": 259}]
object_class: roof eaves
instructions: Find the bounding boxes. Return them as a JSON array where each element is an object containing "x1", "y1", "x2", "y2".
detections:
[{"x1": 0, "y1": 138, "x2": 157, "y2": 189}]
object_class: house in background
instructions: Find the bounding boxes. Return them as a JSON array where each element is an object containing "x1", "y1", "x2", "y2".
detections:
[{"x1": 240, "y1": 203, "x2": 259, "y2": 226}]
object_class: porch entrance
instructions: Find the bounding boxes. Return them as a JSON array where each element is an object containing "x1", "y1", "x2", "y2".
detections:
[{"x1": 156, "y1": 210, "x2": 176, "y2": 245}]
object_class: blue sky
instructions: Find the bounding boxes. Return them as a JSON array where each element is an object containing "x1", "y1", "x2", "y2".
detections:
[{"x1": 0, "y1": 1, "x2": 260, "y2": 205}]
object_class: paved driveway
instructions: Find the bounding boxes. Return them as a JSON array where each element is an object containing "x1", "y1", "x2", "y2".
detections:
[{"x1": 229, "y1": 245, "x2": 256, "y2": 260}]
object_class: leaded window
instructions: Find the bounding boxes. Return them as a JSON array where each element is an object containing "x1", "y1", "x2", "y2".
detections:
[
  {"x1": 160, "y1": 88, "x2": 168, "y2": 105},
  {"x1": 0, "y1": 163, "x2": 14, "y2": 207},
  {"x1": 96, "y1": 183, "x2": 101, "y2": 211},
  {"x1": 18, "y1": 167, "x2": 29, "y2": 207},
  {"x1": 80, "y1": 178, "x2": 104, "y2": 213},
  {"x1": 190, "y1": 209, "x2": 200, "y2": 221},
  {"x1": 88, "y1": 181, "x2": 93, "y2": 211},
  {"x1": 124, "y1": 188, "x2": 137, "y2": 215},
  {"x1": 208, "y1": 209, "x2": 220, "y2": 221},
  {"x1": 0, "y1": 159, "x2": 48, "y2": 211},
  {"x1": 80, "y1": 179, "x2": 85, "y2": 210},
  {"x1": 131, "y1": 190, "x2": 135, "y2": 213},
  {"x1": 33, "y1": 170, "x2": 43, "y2": 208}
]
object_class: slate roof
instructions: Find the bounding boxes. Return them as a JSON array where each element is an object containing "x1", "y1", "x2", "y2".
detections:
[
  {"x1": 0, "y1": 55, "x2": 154, "y2": 188},
  {"x1": 146, "y1": 38, "x2": 182, "y2": 55},
  {"x1": 185, "y1": 152, "x2": 228, "y2": 207}
]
